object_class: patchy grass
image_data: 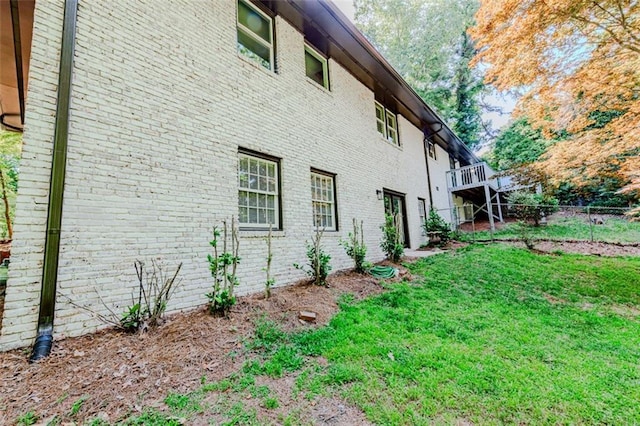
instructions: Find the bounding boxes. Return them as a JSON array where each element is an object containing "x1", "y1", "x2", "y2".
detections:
[
  {"x1": 293, "y1": 245, "x2": 640, "y2": 424},
  {"x1": 116, "y1": 244, "x2": 640, "y2": 424},
  {"x1": 460, "y1": 215, "x2": 640, "y2": 244}
]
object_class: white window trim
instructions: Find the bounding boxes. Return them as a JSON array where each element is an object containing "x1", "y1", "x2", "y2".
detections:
[
  {"x1": 237, "y1": 0, "x2": 274, "y2": 70},
  {"x1": 304, "y1": 44, "x2": 329, "y2": 89},
  {"x1": 386, "y1": 110, "x2": 398, "y2": 145},
  {"x1": 418, "y1": 198, "x2": 427, "y2": 236},
  {"x1": 238, "y1": 152, "x2": 280, "y2": 229},
  {"x1": 375, "y1": 101, "x2": 387, "y2": 139},
  {"x1": 374, "y1": 101, "x2": 400, "y2": 146},
  {"x1": 311, "y1": 171, "x2": 337, "y2": 231},
  {"x1": 428, "y1": 140, "x2": 437, "y2": 160}
]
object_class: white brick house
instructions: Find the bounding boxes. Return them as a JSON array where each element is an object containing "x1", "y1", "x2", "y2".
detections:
[{"x1": 0, "y1": 0, "x2": 481, "y2": 353}]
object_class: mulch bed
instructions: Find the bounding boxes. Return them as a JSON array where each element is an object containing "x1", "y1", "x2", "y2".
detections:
[{"x1": 0, "y1": 269, "x2": 395, "y2": 424}]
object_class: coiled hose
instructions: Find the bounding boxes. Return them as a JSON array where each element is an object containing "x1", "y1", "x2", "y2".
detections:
[{"x1": 368, "y1": 265, "x2": 398, "y2": 279}]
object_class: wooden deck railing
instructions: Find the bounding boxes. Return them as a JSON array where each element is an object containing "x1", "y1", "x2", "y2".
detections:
[{"x1": 446, "y1": 162, "x2": 500, "y2": 191}]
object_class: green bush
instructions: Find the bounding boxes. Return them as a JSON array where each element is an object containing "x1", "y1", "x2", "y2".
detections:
[
  {"x1": 508, "y1": 191, "x2": 559, "y2": 226},
  {"x1": 423, "y1": 209, "x2": 452, "y2": 245}
]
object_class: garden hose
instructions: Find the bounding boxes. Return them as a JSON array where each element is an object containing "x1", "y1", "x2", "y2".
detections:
[{"x1": 368, "y1": 265, "x2": 398, "y2": 279}]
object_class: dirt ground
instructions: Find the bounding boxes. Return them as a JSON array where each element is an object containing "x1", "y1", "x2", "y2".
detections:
[
  {"x1": 1, "y1": 241, "x2": 638, "y2": 425},
  {"x1": 515, "y1": 240, "x2": 640, "y2": 257},
  {"x1": 0, "y1": 270, "x2": 388, "y2": 425}
]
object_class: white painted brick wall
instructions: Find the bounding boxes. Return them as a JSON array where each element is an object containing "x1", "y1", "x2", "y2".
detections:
[
  {"x1": 1, "y1": 0, "x2": 442, "y2": 349},
  {"x1": 0, "y1": 1, "x2": 64, "y2": 350},
  {"x1": 428, "y1": 144, "x2": 455, "y2": 222}
]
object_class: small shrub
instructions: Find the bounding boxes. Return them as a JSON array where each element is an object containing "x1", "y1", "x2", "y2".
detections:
[
  {"x1": 380, "y1": 213, "x2": 404, "y2": 262},
  {"x1": 207, "y1": 218, "x2": 241, "y2": 316},
  {"x1": 515, "y1": 220, "x2": 536, "y2": 249},
  {"x1": 508, "y1": 191, "x2": 559, "y2": 226},
  {"x1": 121, "y1": 259, "x2": 182, "y2": 332},
  {"x1": 294, "y1": 227, "x2": 331, "y2": 286},
  {"x1": 340, "y1": 218, "x2": 367, "y2": 273},
  {"x1": 423, "y1": 208, "x2": 452, "y2": 245}
]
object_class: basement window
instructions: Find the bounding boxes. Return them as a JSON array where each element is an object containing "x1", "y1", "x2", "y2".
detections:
[
  {"x1": 238, "y1": 151, "x2": 280, "y2": 228},
  {"x1": 237, "y1": 0, "x2": 274, "y2": 70},
  {"x1": 418, "y1": 198, "x2": 427, "y2": 236},
  {"x1": 304, "y1": 44, "x2": 329, "y2": 89},
  {"x1": 311, "y1": 170, "x2": 337, "y2": 231}
]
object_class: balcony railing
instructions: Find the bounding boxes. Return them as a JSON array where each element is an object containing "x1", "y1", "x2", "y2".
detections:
[{"x1": 446, "y1": 162, "x2": 500, "y2": 191}]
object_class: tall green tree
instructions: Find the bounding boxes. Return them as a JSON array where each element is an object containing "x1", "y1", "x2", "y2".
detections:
[
  {"x1": 0, "y1": 130, "x2": 22, "y2": 239},
  {"x1": 354, "y1": 0, "x2": 486, "y2": 148},
  {"x1": 451, "y1": 30, "x2": 483, "y2": 148},
  {"x1": 487, "y1": 118, "x2": 551, "y2": 171}
]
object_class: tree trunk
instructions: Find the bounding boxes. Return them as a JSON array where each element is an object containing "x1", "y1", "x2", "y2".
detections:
[{"x1": 0, "y1": 169, "x2": 12, "y2": 240}]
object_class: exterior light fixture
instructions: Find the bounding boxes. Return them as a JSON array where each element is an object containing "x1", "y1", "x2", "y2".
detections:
[{"x1": 376, "y1": 189, "x2": 383, "y2": 200}]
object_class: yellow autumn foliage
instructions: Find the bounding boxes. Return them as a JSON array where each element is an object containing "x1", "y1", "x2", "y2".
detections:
[{"x1": 470, "y1": 0, "x2": 640, "y2": 200}]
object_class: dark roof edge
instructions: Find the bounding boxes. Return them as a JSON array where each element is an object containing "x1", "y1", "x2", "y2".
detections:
[
  {"x1": 258, "y1": 0, "x2": 480, "y2": 165},
  {"x1": 319, "y1": 0, "x2": 479, "y2": 165}
]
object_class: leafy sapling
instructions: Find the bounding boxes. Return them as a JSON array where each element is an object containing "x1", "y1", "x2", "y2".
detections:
[
  {"x1": 294, "y1": 226, "x2": 332, "y2": 286},
  {"x1": 340, "y1": 218, "x2": 367, "y2": 273},
  {"x1": 380, "y1": 213, "x2": 404, "y2": 263},
  {"x1": 206, "y1": 217, "x2": 241, "y2": 316}
]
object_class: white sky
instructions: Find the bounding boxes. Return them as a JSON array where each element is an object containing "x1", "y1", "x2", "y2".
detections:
[{"x1": 332, "y1": 0, "x2": 356, "y2": 21}]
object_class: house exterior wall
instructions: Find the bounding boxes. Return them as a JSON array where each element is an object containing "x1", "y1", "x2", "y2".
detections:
[
  {"x1": 0, "y1": 1, "x2": 64, "y2": 350},
  {"x1": 427, "y1": 143, "x2": 454, "y2": 222},
  {"x1": 1, "y1": 0, "x2": 435, "y2": 349}
]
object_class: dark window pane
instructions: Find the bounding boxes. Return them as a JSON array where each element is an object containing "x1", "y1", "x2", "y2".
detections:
[
  {"x1": 238, "y1": 30, "x2": 271, "y2": 69},
  {"x1": 305, "y1": 50, "x2": 325, "y2": 87},
  {"x1": 238, "y1": 0, "x2": 271, "y2": 43}
]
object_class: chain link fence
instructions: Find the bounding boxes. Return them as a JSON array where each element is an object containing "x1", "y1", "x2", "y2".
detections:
[{"x1": 436, "y1": 204, "x2": 639, "y2": 245}]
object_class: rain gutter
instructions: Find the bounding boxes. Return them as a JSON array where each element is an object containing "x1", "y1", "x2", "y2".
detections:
[{"x1": 30, "y1": 0, "x2": 78, "y2": 362}]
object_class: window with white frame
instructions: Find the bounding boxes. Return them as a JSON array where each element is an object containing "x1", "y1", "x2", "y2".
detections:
[
  {"x1": 237, "y1": 0, "x2": 274, "y2": 70},
  {"x1": 374, "y1": 101, "x2": 399, "y2": 146},
  {"x1": 305, "y1": 44, "x2": 329, "y2": 89},
  {"x1": 428, "y1": 140, "x2": 437, "y2": 159},
  {"x1": 418, "y1": 198, "x2": 427, "y2": 236},
  {"x1": 311, "y1": 171, "x2": 336, "y2": 230},
  {"x1": 238, "y1": 151, "x2": 279, "y2": 228}
]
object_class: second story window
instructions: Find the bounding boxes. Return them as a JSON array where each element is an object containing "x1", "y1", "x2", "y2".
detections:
[
  {"x1": 428, "y1": 140, "x2": 437, "y2": 159},
  {"x1": 237, "y1": 0, "x2": 274, "y2": 70},
  {"x1": 304, "y1": 44, "x2": 329, "y2": 89},
  {"x1": 375, "y1": 101, "x2": 399, "y2": 146}
]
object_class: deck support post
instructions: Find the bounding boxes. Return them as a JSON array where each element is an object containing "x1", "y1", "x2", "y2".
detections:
[
  {"x1": 495, "y1": 191, "x2": 503, "y2": 222},
  {"x1": 484, "y1": 184, "x2": 495, "y2": 231},
  {"x1": 447, "y1": 190, "x2": 456, "y2": 230}
]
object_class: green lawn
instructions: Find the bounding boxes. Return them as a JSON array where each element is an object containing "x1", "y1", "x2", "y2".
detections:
[
  {"x1": 296, "y1": 245, "x2": 640, "y2": 424},
  {"x1": 116, "y1": 245, "x2": 640, "y2": 425},
  {"x1": 460, "y1": 215, "x2": 640, "y2": 244}
]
